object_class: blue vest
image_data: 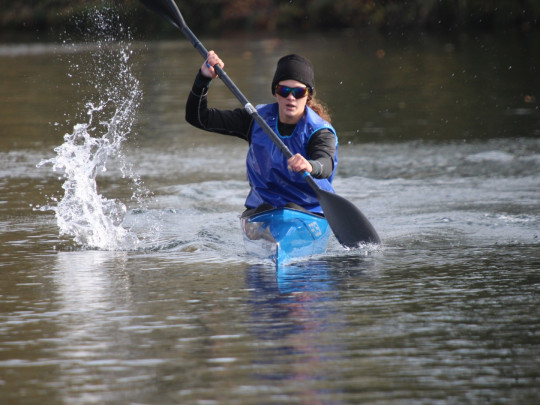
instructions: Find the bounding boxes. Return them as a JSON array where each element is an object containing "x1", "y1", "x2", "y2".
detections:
[{"x1": 245, "y1": 103, "x2": 338, "y2": 214}]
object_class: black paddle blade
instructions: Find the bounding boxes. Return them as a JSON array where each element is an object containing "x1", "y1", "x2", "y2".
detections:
[
  {"x1": 317, "y1": 188, "x2": 381, "y2": 247},
  {"x1": 138, "y1": 0, "x2": 185, "y2": 29}
]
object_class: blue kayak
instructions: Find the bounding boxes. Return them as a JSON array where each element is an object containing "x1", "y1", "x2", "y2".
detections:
[{"x1": 241, "y1": 207, "x2": 331, "y2": 265}]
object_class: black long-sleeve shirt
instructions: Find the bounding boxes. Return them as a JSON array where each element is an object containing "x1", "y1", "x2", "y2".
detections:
[{"x1": 185, "y1": 70, "x2": 336, "y2": 179}]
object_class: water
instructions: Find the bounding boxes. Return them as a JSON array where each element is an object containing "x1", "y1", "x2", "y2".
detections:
[{"x1": 1, "y1": 11, "x2": 539, "y2": 404}]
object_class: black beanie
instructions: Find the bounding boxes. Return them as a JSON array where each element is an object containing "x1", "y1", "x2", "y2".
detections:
[{"x1": 271, "y1": 54, "x2": 315, "y2": 94}]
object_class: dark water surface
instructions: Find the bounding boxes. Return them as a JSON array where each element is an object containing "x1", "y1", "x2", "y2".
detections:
[{"x1": 1, "y1": 27, "x2": 539, "y2": 404}]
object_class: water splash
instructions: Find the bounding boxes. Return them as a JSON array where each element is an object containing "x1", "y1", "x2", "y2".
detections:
[{"x1": 38, "y1": 9, "x2": 148, "y2": 250}]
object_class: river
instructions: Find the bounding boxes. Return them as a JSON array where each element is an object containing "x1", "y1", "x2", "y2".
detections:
[{"x1": 0, "y1": 15, "x2": 539, "y2": 405}]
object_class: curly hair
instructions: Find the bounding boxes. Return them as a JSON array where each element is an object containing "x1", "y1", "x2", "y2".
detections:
[{"x1": 307, "y1": 93, "x2": 332, "y2": 123}]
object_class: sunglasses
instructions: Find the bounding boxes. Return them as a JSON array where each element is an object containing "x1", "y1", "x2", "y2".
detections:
[{"x1": 274, "y1": 84, "x2": 311, "y2": 99}]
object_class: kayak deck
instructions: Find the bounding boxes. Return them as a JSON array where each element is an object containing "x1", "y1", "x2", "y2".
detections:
[{"x1": 241, "y1": 207, "x2": 331, "y2": 265}]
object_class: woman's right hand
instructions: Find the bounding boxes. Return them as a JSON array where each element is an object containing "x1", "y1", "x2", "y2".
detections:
[{"x1": 201, "y1": 50, "x2": 224, "y2": 79}]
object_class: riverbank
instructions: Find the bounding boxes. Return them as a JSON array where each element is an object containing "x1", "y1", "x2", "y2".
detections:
[{"x1": 1, "y1": 0, "x2": 538, "y2": 43}]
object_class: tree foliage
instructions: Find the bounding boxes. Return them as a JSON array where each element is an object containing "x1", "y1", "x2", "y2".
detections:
[{"x1": 0, "y1": 0, "x2": 538, "y2": 36}]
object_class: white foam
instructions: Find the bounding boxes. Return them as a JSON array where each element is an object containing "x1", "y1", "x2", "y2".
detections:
[{"x1": 37, "y1": 13, "x2": 148, "y2": 250}]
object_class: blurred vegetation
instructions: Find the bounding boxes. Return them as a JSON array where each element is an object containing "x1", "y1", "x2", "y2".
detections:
[{"x1": 0, "y1": 0, "x2": 538, "y2": 39}]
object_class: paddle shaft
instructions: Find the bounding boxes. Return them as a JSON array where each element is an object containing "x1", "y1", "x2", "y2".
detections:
[{"x1": 182, "y1": 27, "x2": 297, "y2": 158}]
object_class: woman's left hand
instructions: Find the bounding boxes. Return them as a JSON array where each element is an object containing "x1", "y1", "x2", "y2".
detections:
[{"x1": 287, "y1": 153, "x2": 312, "y2": 173}]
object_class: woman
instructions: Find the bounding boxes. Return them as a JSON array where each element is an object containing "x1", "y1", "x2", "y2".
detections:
[{"x1": 185, "y1": 51, "x2": 338, "y2": 216}]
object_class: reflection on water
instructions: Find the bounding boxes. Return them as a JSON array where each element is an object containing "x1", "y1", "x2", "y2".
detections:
[
  {"x1": 247, "y1": 262, "x2": 345, "y2": 404},
  {"x1": 244, "y1": 259, "x2": 379, "y2": 404},
  {"x1": 54, "y1": 250, "x2": 131, "y2": 319},
  {"x1": 51, "y1": 251, "x2": 138, "y2": 402}
]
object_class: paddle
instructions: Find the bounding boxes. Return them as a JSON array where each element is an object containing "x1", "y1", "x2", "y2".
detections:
[{"x1": 137, "y1": 0, "x2": 381, "y2": 246}]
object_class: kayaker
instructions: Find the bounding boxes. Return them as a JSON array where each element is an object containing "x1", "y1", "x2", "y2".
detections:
[{"x1": 185, "y1": 51, "x2": 338, "y2": 216}]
